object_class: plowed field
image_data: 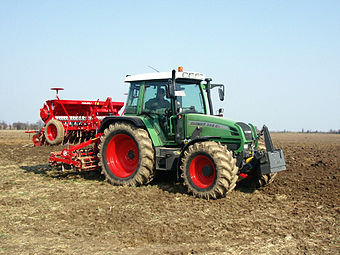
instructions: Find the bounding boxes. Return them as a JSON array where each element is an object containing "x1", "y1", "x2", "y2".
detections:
[{"x1": 0, "y1": 131, "x2": 339, "y2": 254}]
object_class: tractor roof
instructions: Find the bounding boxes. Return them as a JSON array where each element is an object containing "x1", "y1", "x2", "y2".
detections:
[{"x1": 125, "y1": 71, "x2": 205, "y2": 82}]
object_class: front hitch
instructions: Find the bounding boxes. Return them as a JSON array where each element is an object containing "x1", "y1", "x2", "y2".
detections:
[
  {"x1": 258, "y1": 125, "x2": 286, "y2": 174},
  {"x1": 239, "y1": 126, "x2": 286, "y2": 176}
]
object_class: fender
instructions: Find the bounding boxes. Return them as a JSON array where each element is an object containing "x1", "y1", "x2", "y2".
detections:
[{"x1": 99, "y1": 116, "x2": 146, "y2": 133}]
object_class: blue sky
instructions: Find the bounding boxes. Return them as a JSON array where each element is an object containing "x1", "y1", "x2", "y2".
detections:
[{"x1": 0, "y1": 0, "x2": 339, "y2": 131}]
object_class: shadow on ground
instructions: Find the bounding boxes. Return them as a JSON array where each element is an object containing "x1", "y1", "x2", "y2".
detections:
[
  {"x1": 150, "y1": 170, "x2": 258, "y2": 196},
  {"x1": 20, "y1": 164, "x2": 257, "y2": 195},
  {"x1": 20, "y1": 164, "x2": 105, "y2": 182},
  {"x1": 150, "y1": 170, "x2": 188, "y2": 195}
]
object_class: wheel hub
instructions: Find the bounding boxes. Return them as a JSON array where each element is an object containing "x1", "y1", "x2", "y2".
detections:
[
  {"x1": 202, "y1": 165, "x2": 213, "y2": 177},
  {"x1": 127, "y1": 150, "x2": 135, "y2": 160}
]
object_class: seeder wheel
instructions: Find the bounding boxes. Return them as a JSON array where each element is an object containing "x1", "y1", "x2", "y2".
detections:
[
  {"x1": 32, "y1": 134, "x2": 41, "y2": 146},
  {"x1": 44, "y1": 119, "x2": 65, "y2": 145}
]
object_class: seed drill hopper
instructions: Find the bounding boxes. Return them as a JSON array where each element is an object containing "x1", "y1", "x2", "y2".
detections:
[{"x1": 29, "y1": 88, "x2": 124, "y2": 146}]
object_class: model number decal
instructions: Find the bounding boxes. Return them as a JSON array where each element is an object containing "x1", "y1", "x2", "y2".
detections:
[{"x1": 189, "y1": 121, "x2": 229, "y2": 130}]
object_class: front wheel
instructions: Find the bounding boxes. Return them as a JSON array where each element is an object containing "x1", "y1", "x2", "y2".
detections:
[
  {"x1": 98, "y1": 122, "x2": 155, "y2": 186},
  {"x1": 240, "y1": 172, "x2": 277, "y2": 189},
  {"x1": 180, "y1": 141, "x2": 238, "y2": 199}
]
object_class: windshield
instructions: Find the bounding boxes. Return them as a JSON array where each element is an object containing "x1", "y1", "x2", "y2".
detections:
[{"x1": 175, "y1": 82, "x2": 206, "y2": 114}]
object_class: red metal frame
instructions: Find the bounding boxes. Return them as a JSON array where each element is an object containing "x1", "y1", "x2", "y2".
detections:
[
  {"x1": 42, "y1": 96, "x2": 124, "y2": 132},
  {"x1": 25, "y1": 128, "x2": 45, "y2": 146},
  {"x1": 31, "y1": 88, "x2": 124, "y2": 146},
  {"x1": 49, "y1": 134, "x2": 102, "y2": 170}
]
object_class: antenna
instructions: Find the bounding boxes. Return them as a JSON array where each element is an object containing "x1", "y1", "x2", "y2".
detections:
[{"x1": 147, "y1": 66, "x2": 160, "y2": 73}]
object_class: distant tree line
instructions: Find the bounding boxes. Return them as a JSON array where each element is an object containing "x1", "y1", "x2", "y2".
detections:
[
  {"x1": 300, "y1": 128, "x2": 340, "y2": 134},
  {"x1": 0, "y1": 120, "x2": 44, "y2": 130},
  {"x1": 1, "y1": 120, "x2": 339, "y2": 134}
]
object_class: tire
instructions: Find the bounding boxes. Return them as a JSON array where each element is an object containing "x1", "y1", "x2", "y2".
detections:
[
  {"x1": 44, "y1": 119, "x2": 65, "y2": 145},
  {"x1": 98, "y1": 122, "x2": 155, "y2": 186},
  {"x1": 180, "y1": 141, "x2": 238, "y2": 199},
  {"x1": 240, "y1": 172, "x2": 277, "y2": 189},
  {"x1": 32, "y1": 133, "x2": 41, "y2": 146}
]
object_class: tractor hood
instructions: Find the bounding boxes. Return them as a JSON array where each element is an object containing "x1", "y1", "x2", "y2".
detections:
[{"x1": 184, "y1": 114, "x2": 255, "y2": 143}]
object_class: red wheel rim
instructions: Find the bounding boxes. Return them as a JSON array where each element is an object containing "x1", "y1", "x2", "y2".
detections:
[
  {"x1": 46, "y1": 124, "x2": 57, "y2": 141},
  {"x1": 32, "y1": 134, "x2": 41, "y2": 146},
  {"x1": 106, "y1": 134, "x2": 139, "y2": 178},
  {"x1": 189, "y1": 155, "x2": 215, "y2": 188}
]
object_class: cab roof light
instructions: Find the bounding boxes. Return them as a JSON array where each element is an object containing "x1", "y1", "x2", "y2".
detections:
[{"x1": 178, "y1": 66, "x2": 183, "y2": 72}]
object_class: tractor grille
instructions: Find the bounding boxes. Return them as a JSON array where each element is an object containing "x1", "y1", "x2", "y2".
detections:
[{"x1": 236, "y1": 122, "x2": 253, "y2": 140}]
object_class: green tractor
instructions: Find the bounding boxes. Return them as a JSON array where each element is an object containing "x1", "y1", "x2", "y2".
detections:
[{"x1": 97, "y1": 68, "x2": 286, "y2": 199}]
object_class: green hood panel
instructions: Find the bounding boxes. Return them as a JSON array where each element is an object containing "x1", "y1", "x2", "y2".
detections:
[
  {"x1": 184, "y1": 114, "x2": 247, "y2": 143},
  {"x1": 130, "y1": 114, "x2": 256, "y2": 152}
]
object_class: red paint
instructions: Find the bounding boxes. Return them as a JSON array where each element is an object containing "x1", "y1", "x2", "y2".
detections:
[
  {"x1": 49, "y1": 134, "x2": 102, "y2": 170},
  {"x1": 33, "y1": 88, "x2": 124, "y2": 146},
  {"x1": 239, "y1": 173, "x2": 248, "y2": 178},
  {"x1": 46, "y1": 122, "x2": 58, "y2": 141},
  {"x1": 106, "y1": 134, "x2": 139, "y2": 178},
  {"x1": 189, "y1": 155, "x2": 215, "y2": 188}
]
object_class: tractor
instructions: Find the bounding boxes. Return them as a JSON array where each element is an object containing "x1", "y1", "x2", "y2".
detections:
[{"x1": 94, "y1": 67, "x2": 286, "y2": 199}]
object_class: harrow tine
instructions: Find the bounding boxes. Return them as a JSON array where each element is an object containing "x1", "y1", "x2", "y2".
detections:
[{"x1": 80, "y1": 131, "x2": 86, "y2": 143}]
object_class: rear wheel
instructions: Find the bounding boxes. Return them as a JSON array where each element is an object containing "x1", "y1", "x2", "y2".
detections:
[
  {"x1": 98, "y1": 122, "x2": 155, "y2": 186},
  {"x1": 44, "y1": 119, "x2": 64, "y2": 145},
  {"x1": 180, "y1": 141, "x2": 238, "y2": 199}
]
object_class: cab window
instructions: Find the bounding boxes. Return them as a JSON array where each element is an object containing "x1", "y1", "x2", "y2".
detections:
[
  {"x1": 176, "y1": 83, "x2": 205, "y2": 114},
  {"x1": 125, "y1": 83, "x2": 140, "y2": 114}
]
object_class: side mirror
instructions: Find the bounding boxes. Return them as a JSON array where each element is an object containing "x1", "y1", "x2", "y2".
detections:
[
  {"x1": 167, "y1": 79, "x2": 175, "y2": 98},
  {"x1": 217, "y1": 108, "x2": 224, "y2": 117},
  {"x1": 166, "y1": 81, "x2": 171, "y2": 98},
  {"x1": 218, "y1": 88, "x2": 224, "y2": 101},
  {"x1": 166, "y1": 70, "x2": 176, "y2": 98}
]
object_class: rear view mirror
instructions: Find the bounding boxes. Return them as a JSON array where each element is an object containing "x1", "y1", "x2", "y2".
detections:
[
  {"x1": 217, "y1": 108, "x2": 224, "y2": 117},
  {"x1": 166, "y1": 70, "x2": 176, "y2": 98},
  {"x1": 167, "y1": 79, "x2": 175, "y2": 98},
  {"x1": 218, "y1": 88, "x2": 224, "y2": 101}
]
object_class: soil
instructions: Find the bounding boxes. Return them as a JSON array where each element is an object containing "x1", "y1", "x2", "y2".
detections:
[{"x1": 0, "y1": 130, "x2": 339, "y2": 254}]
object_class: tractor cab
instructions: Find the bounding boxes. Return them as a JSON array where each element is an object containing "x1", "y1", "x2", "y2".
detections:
[
  {"x1": 124, "y1": 67, "x2": 222, "y2": 116},
  {"x1": 123, "y1": 68, "x2": 223, "y2": 145}
]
